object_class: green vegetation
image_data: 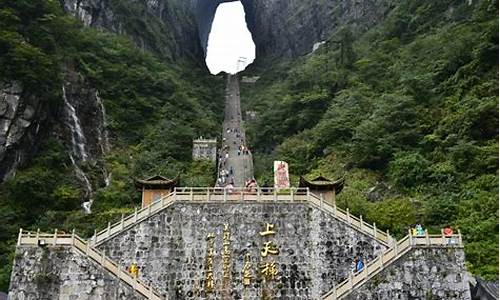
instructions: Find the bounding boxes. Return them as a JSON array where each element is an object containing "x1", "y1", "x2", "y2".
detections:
[
  {"x1": 243, "y1": 0, "x2": 498, "y2": 279},
  {"x1": 0, "y1": 0, "x2": 220, "y2": 290}
]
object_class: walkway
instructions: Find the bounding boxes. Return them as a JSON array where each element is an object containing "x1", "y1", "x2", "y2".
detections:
[{"x1": 217, "y1": 74, "x2": 254, "y2": 187}]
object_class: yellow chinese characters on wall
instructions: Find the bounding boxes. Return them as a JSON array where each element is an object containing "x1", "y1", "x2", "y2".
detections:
[
  {"x1": 204, "y1": 233, "x2": 216, "y2": 293},
  {"x1": 242, "y1": 253, "x2": 253, "y2": 287},
  {"x1": 259, "y1": 223, "x2": 280, "y2": 283}
]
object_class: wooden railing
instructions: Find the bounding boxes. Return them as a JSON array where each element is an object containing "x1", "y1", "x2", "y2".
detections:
[
  {"x1": 322, "y1": 232, "x2": 463, "y2": 300},
  {"x1": 89, "y1": 187, "x2": 392, "y2": 247},
  {"x1": 17, "y1": 229, "x2": 166, "y2": 300}
]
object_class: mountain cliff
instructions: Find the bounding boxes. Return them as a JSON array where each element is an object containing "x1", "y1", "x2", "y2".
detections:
[
  {"x1": 247, "y1": 0, "x2": 396, "y2": 61},
  {"x1": 0, "y1": 0, "x2": 220, "y2": 290},
  {"x1": 0, "y1": 0, "x2": 497, "y2": 292},
  {"x1": 242, "y1": 0, "x2": 498, "y2": 281},
  {"x1": 61, "y1": 0, "x2": 202, "y2": 61}
]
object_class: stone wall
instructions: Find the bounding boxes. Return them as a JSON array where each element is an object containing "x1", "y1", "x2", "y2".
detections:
[
  {"x1": 344, "y1": 247, "x2": 472, "y2": 300},
  {"x1": 9, "y1": 246, "x2": 146, "y2": 300},
  {"x1": 98, "y1": 202, "x2": 387, "y2": 299}
]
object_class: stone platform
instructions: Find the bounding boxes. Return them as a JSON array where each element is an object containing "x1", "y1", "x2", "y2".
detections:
[{"x1": 8, "y1": 188, "x2": 471, "y2": 300}]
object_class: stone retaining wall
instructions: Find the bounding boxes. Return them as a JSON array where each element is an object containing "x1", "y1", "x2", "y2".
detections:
[
  {"x1": 344, "y1": 247, "x2": 471, "y2": 300},
  {"x1": 98, "y1": 202, "x2": 387, "y2": 299},
  {"x1": 9, "y1": 246, "x2": 146, "y2": 300}
]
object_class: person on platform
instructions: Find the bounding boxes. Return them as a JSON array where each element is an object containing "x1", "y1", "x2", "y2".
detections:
[
  {"x1": 443, "y1": 225, "x2": 454, "y2": 244},
  {"x1": 226, "y1": 183, "x2": 234, "y2": 194},
  {"x1": 416, "y1": 224, "x2": 425, "y2": 236},
  {"x1": 411, "y1": 227, "x2": 417, "y2": 236}
]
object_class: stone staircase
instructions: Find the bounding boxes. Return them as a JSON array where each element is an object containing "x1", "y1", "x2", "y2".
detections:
[
  {"x1": 89, "y1": 187, "x2": 393, "y2": 247},
  {"x1": 16, "y1": 230, "x2": 166, "y2": 300},
  {"x1": 321, "y1": 231, "x2": 464, "y2": 299},
  {"x1": 15, "y1": 187, "x2": 465, "y2": 299}
]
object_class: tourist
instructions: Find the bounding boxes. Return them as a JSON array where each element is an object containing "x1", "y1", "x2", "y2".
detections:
[
  {"x1": 416, "y1": 224, "x2": 425, "y2": 236},
  {"x1": 443, "y1": 225, "x2": 454, "y2": 245},
  {"x1": 443, "y1": 225, "x2": 453, "y2": 236},
  {"x1": 355, "y1": 258, "x2": 364, "y2": 272},
  {"x1": 411, "y1": 227, "x2": 417, "y2": 236},
  {"x1": 129, "y1": 262, "x2": 139, "y2": 278}
]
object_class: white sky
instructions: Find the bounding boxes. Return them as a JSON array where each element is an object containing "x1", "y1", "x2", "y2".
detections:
[{"x1": 205, "y1": 2, "x2": 256, "y2": 75}]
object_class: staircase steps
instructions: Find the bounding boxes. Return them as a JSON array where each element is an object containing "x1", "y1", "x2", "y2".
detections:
[
  {"x1": 322, "y1": 232, "x2": 463, "y2": 300},
  {"x1": 17, "y1": 230, "x2": 166, "y2": 300},
  {"x1": 89, "y1": 187, "x2": 393, "y2": 247}
]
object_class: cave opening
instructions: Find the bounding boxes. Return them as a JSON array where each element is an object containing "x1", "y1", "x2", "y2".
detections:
[{"x1": 205, "y1": 1, "x2": 255, "y2": 75}]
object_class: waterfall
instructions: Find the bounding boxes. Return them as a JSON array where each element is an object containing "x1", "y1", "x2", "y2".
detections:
[
  {"x1": 95, "y1": 91, "x2": 110, "y2": 154},
  {"x1": 63, "y1": 85, "x2": 93, "y2": 214},
  {"x1": 69, "y1": 154, "x2": 93, "y2": 214},
  {"x1": 95, "y1": 91, "x2": 112, "y2": 187},
  {"x1": 62, "y1": 86, "x2": 88, "y2": 161}
]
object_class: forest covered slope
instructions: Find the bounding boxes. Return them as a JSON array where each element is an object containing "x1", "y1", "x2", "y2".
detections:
[
  {"x1": 0, "y1": 0, "x2": 221, "y2": 290},
  {"x1": 243, "y1": 0, "x2": 498, "y2": 280},
  {"x1": 0, "y1": 0, "x2": 497, "y2": 292}
]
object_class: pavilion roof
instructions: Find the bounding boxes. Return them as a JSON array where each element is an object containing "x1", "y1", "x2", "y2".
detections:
[
  {"x1": 299, "y1": 175, "x2": 344, "y2": 194},
  {"x1": 135, "y1": 175, "x2": 179, "y2": 190}
]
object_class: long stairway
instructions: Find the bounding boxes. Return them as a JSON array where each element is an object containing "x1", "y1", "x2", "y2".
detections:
[{"x1": 217, "y1": 74, "x2": 254, "y2": 187}]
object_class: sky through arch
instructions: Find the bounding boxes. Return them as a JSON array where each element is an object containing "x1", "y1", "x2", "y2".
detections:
[{"x1": 205, "y1": 1, "x2": 256, "y2": 75}]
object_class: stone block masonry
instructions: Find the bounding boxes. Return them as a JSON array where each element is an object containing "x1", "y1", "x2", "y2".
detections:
[
  {"x1": 344, "y1": 247, "x2": 471, "y2": 300},
  {"x1": 97, "y1": 202, "x2": 387, "y2": 299},
  {"x1": 8, "y1": 199, "x2": 471, "y2": 300},
  {"x1": 9, "y1": 246, "x2": 146, "y2": 300}
]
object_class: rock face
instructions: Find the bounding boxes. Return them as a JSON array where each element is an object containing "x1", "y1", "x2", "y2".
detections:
[
  {"x1": 97, "y1": 202, "x2": 387, "y2": 299},
  {"x1": 9, "y1": 246, "x2": 145, "y2": 300},
  {"x1": 344, "y1": 247, "x2": 472, "y2": 300},
  {"x1": 60, "y1": 0, "x2": 203, "y2": 61},
  {"x1": 0, "y1": 83, "x2": 46, "y2": 180},
  {"x1": 60, "y1": 69, "x2": 110, "y2": 205},
  {"x1": 62, "y1": 0, "x2": 394, "y2": 62},
  {"x1": 0, "y1": 66, "x2": 109, "y2": 208},
  {"x1": 195, "y1": 0, "x2": 395, "y2": 62},
  {"x1": 247, "y1": 0, "x2": 396, "y2": 61}
]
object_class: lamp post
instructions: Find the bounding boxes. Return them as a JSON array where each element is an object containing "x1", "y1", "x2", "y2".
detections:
[{"x1": 236, "y1": 56, "x2": 247, "y2": 73}]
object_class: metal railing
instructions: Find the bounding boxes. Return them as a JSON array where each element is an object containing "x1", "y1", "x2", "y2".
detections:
[
  {"x1": 17, "y1": 229, "x2": 166, "y2": 300},
  {"x1": 88, "y1": 187, "x2": 392, "y2": 247},
  {"x1": 322, "y1": 231, "x2": 463, "y2": 300}
]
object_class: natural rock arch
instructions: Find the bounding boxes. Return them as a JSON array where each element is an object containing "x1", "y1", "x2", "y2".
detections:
[{"x1": 195, "y1": 0, "x2": 256, "y2": 56}]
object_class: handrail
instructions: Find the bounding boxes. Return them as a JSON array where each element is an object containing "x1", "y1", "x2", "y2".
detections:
[
  {"x1": 90, "y1": 192, "x2": 177, "y2": 246},
  {"x1": 306, "y1": 192, "x2": 392, "y2": 246},
  {"x1": 88, "y1": 187, "x2": 390, "y2": 247},
  {"x1": 322, "y1": 232, "x2": 463, "y2": 300},
  {"x1": 17, "y1": 230, "x2": 166, "y2": 300},
  {"x1": 89, "y1": 187, "x2": 310, "y2": 246}
]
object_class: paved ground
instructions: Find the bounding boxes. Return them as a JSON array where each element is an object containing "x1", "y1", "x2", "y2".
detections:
[{"x1": 217, "y1": 74, "x2": 254, "y2": 187}]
